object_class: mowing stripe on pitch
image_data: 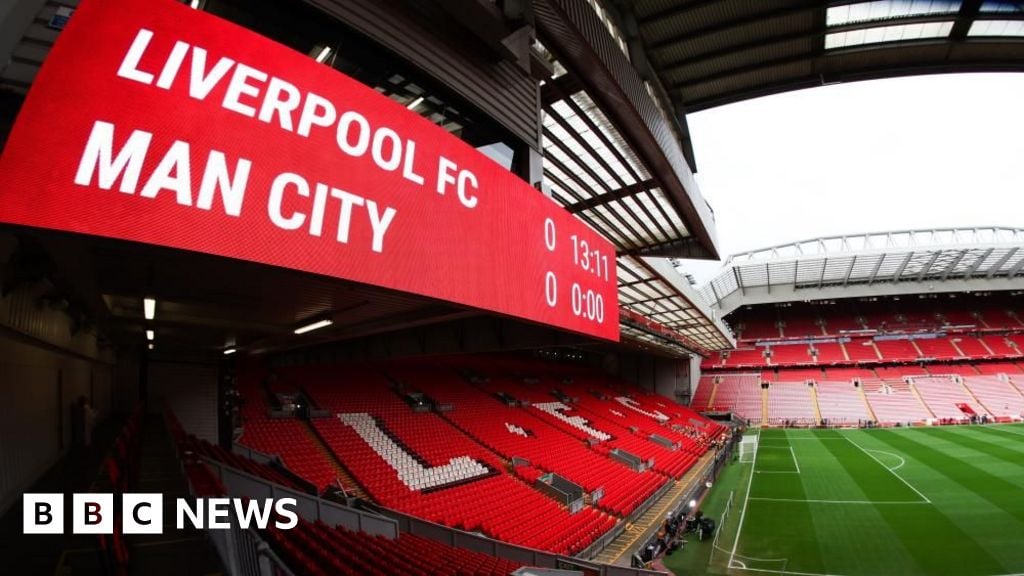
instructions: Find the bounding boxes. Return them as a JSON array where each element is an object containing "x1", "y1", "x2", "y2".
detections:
[{"x1": 845, "y1": 436, "x2": 931, "y2": 504}]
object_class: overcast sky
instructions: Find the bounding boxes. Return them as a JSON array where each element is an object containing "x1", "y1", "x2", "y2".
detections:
[{"x1": 678, "y1": 73, "x2": 1024, "y2": 284}]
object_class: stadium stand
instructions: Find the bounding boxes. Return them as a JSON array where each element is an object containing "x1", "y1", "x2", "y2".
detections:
[
  {"x1": 690, "y1": 375, "x2": 718, "y2": 412},
  {"x1": 766, "y1": 382, "x2": 816, "y2": 425},
  {"x1": 703, "y1": 373, "x2": 762, "y2": 423},
  {"x1": 723, "y1": 347, "x2": 765, "y2": 367},
  {"x1": 861, "y1": 379, "x2": 933, "y2": 425},
  {"x1": 914, "y1": 337, "x2": 961, "y2": 360},
  {"x1": 231, "y1": 359, "x2": 727, "y2": 556},
  {"x1": 812, "y1": 342, "x2": 847, "y2": 364},
  {"x1": 910, "y1": 376, "x2": 988, "y2": 421},
  {"x1": 236, "y1": 374, "x2": 348, "y2": 494},
  {"x1": 769, "y1": 343, "x2": 813, "y2": 365},
  {"x1": 815, "y1": 381, "x2": 871, "y2": 424},
  {"x1": 874, "y1": 339, "x2": 921, "y2": 362},
  {"x1": 384, "y1": 366, "x2": 668, "y2": 517},
  {"x1": 962, "y1": 376, "x2": 1024, "y2": 421},
  {"x1": 696, "y1": 296, "x2": 1024, "y2": 426},
  {"x1": 264, "y1": 519, "x2": 522, "y2": 576},
  {"x1": 844, "y1": 339, "x2": 882, "y2": 362}
]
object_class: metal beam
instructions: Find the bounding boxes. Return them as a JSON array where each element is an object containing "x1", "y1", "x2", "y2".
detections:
[
  {"x1": 867, "y1": 254, "x2": 885, "y2": 285},
  {"x1": 734, "y1": 266, "x2": 745, "y2": 297},
  {"x1": 669, "y1": 52, "x2": 817, "y2": 89},
  {"x1": 988, "y1": 247, "x2": 1019, "y2": 278},
  {"x1": 563, "y1": 179, "x2": 657, "y2": 214},
  {"x1": 643, "y1": 1, "x2": 819, "y2": 48},
  {"x1": 658, "y1": 12, "x2": 981, "y2": 76},
  {"x1": 633, "y1": 237, "x2": 714, "y2": 259},
  {"x1": 540, "y1": 73, "x2": 585, "y2": 107},
  {"x1": 1008, "y1": 255, "x2": 1024, "y2": 277},
  {"x1": 941, "y1": 250, "x2": 966, "y2": 280},
  {"x1": 951, "y1": 0, "x2": 984, "y2": 41},
  {"x1": 534, "y1": 0, "x2": 722, "y2": 260},
  {"x1": 892, "y1": 252, "x2": 914, "y2": 282},
  {"x1": 965, "y1": 247, "x2": 994, "y2": 277},
  {"x1": 916, "y1": 251, "x2": 943, "y2": 281},
  {"x1": 630, "y1": 294, "x2": 678, "y2": 305},
  {"x1": 843, "y1": 255, "x2": 858, "y2": 287}
]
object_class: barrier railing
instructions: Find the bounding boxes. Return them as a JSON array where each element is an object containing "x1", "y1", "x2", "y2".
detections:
[
  {"x1": 383, "y1": 505, "x2": 663, "y2": 576},
  {"x1": 205, "y1": 520, "x2": 297, "y2": 576},
  {"x1": 203, "y1": 457, "x2": 399, "y2": 539},
  {"x1": 575, "y1": 476, "x2": 674, "y2": 560},
  {"x1": 203, "y1": 453, "x2": 661, "y2": 576}
]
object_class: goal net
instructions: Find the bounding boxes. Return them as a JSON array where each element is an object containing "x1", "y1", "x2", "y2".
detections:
[{"x1": 738, "y1": 434, "x2": 758, "y2": 463}]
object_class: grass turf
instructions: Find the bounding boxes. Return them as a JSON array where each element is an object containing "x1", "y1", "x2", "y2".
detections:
[{"x1": 662, "y1": 424, "x2": 1024, "y2": 576}]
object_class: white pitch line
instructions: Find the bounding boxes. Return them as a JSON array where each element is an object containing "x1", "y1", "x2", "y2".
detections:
[
  {"x1": 748, "y1": 497, "x2": 927, "y2": 504},
  {"x1": 761, "y1": 434, "x2": 847, "y2": 438},
  {"x1": 735, "y1": 565, "x2": 1024, "y2": 576},
  {"x1": 845, "y1": 436, "x2": 931, "y2": 504},
  {"x1": 864, "y1": 448, "x2": 906, "y2": 471},
  {"x1": 729, "y1": 431, "x2": 759, "y2": 569},
  {"x1": 789, "y1": 446, "x2": 801, "y2": 474},
  {"x1": 756, "y1": 470, "x2": 800, "y2": 474},
  {"x1": 728, "y1": 565, "x2": 846, "y2": 576}
]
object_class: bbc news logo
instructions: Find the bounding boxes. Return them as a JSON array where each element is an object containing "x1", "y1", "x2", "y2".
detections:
[{"x1": 23, "y1": 494, "x2": 298, "y2": 534}]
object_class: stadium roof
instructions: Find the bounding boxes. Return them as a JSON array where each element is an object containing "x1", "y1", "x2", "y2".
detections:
[
  {"x1": 699, "y1": 227, "x2": 1024, "y2": 314},
  {"x1": 619, "y1": 255, "x2": 735, "y2": 352},
  {"x1": 616, "y1": 0, "x2": 1024, "y2": 113}
]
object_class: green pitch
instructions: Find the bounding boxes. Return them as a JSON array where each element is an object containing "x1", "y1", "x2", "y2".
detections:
[{"x1": 663, "y1": 424, "x2": 1024, "y2": 576}]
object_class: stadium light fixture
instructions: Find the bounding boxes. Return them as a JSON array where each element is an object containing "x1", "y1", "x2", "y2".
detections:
[
  {"x1": 143, "y1": 297, "x2": 156, "y2": 320},
  {"x1": 223, "y1": 348, "x2": 237, "y2": 356},
  {"x1": 146, "y1": 329, "x2": 154, "y2": 341},
  {"x1": 147, "y1": 343, "x2": 154, "y2": 350},
  {"x1": 406, "y1": 96, "x2": 424, "y2": 110},
  {"x1": 294, "y1": 318, "x2": 333, "y2": 335}
]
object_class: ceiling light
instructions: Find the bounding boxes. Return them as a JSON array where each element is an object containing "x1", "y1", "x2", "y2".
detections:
[
  {"x1": 143, "y1": 297, "x2": 156, "y2": 320},
  {"x1": 148, "y1": 343, "x2": 155, "y2": 350},
  {"x1": 146, "y1": 329, "x2": 154, "y2": 341},
  {"x1": 314, "y1": 46, "x2": 332, "y2": 63},
  {"x1": 223, "y1": 348, "x2": 237, "y2": 355},
  {"x1": 294, "y1": 319, "x2": 333, "y2": 335},
  {"x1": 406, "y1": 96, "x2": 424, "y2": 110}
]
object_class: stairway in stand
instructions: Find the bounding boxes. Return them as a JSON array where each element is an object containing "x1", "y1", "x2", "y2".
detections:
[
  {"x1": 761, "y1": 387, "x2": 769, "y2": 423},
  {"x1": 956, "y1": 376, "x2": 992, "y2": 415},
  {"x1": 908, "y1": 380, "x2": 937, "y2": 419},
  {"x1": 859, "y1": 384, "x2": 878, "y2": 422},
  {"x1": 809, "y1": 384, "x2": 823, "y2": 425},
  {"x1": 591, "y1": 450, "x2": 717, "y2": 566},
  {"x1": 302, "y1": 420, "x2": 368, "y2": 499},
  {"x1": 707, "y1": 378, "x2": 720, "y2": 410}
]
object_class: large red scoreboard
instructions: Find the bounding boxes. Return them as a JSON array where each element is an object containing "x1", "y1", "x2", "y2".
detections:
[{"x1": 0, "y1": 0, "x2": 619, "y2": 341}]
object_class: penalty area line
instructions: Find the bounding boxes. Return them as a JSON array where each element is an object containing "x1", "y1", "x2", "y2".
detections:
[
  {"x1": 748, "y1": 497, "x2": 927, "y2": 504},
  {"x1": 845, "y1": 436, "x2": 931, "y2": 504}
]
